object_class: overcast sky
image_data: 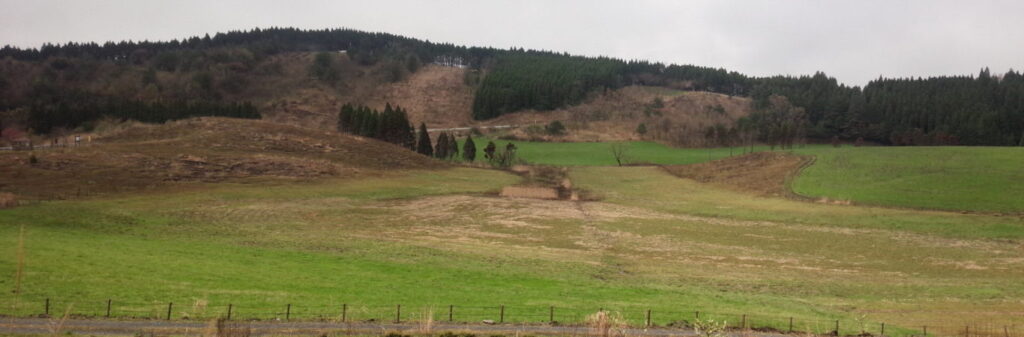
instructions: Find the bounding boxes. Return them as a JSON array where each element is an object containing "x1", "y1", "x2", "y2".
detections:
[{"x1": 2, "y1": 0, "x2": 1022, "y2": 86}]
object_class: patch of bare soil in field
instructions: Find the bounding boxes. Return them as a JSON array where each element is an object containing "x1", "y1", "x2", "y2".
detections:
[{"x1": 662, "y1": 151, "x2": 811, "y2": 197}]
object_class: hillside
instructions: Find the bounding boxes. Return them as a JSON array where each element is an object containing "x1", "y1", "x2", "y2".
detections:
[
  {"x1": 255, "y1": 53, "x2": 474, "y2": 130},
  {"x1": 1, "y1": 49, "x2": 753, "y2": 146},
  {"x1": 2, "y1": 27, "x2": 1022, "y2": 146},
  {"x1": 479, "y1": 86, "x2": 752, "y2": 145},
  {"x1": 0, "y1": 117, "x2": 443, "y2": 201}
]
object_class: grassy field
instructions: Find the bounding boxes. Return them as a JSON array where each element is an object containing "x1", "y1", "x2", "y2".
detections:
[
  {"x1": 462, "y1": 138, "x2": 1024, "y2": 213},
  {"x1": 462, "y1": 138, "x2": 777, "y2": 166},
  {"x1": 790, "y1": 146, "x2": 1024, "y2": 213},
  {"x1": 2, "y1": 164, "x2": 1023, "y2": 336}
]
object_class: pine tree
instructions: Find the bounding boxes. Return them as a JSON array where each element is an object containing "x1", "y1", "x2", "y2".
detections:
[
  {"x1": 462, "y1": 135, "x2": 477, "y2": 162},
  {"x1": 448, "y1": 133, "x2": 459, "y2": 159},
  {"x1": 416, "y1": 123, "x2": 433, "y2": 157},
  {"x1": 434, "y1": 132, "x2": 449, "y2": 158},
  {"x1": 483, "y1": 141, "x2": 497, "y2": 161}
]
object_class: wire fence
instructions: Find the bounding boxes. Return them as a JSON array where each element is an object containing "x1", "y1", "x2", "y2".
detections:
[{"x1": 3, "y1": 298, "x2": 1021, "y2": 337}]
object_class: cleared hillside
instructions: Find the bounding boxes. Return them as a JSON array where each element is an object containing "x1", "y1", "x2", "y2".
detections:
[
  {"x1": 0, "y1": 117, "x2": 443, "y2": 200},
  {"x1": 480, "y1": 86, "x2": 752, "y2": 145},
  {"x1": 256, "y1": 53, "x2": 474, "y2": 130}
]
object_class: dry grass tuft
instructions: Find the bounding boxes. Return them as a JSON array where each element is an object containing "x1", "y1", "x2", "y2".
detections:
[
  {"x1": 416, "y1": 308, "x2": 435, "y2": 335},
  {"x1": 692, "y1": 318, "x2": 729, "y2": 337},
  {"x1": 190, "y1": 298, "x2": 209, "y2": 319},
  {"x1": 586, "y1": 311, "x2": 627, "y2": 337}
]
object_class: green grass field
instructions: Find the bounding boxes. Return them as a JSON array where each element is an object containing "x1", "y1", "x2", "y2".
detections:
[
  {"x1": 790, "y1": 146, "x2": 1024, "y2": 213},
  {"x1": 462, "y1": 139, "x2": 1024, "y2": 213},
  {"x1": 2, "y1": 164, "x2": 1023, "y2": 336},
  {"x1": 462, "y1": 138, "x2": 776, "y2": 166}
]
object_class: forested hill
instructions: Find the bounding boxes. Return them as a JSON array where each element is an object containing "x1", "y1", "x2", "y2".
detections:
[{"x1": 1, "y1": 27, "x2": 1022, "y2": 146}]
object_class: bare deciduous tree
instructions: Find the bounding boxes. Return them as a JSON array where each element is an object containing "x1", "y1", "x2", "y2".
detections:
[{"x1": 610, "y1": 142, "x2": 629, "y2": 166}]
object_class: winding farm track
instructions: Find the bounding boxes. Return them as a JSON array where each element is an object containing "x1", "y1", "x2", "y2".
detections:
[{"x1": 0, "y1": 317, "x2": 792, "y2": 336}]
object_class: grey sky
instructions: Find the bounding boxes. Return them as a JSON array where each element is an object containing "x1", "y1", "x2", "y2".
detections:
[{"x1": 2, "y1": 0, "x2": 1022, "y2": 86}]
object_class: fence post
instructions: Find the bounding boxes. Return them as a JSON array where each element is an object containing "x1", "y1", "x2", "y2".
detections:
[
  {"x1": 286, "y1": 304, "x2": 291, "y2": 321},
  {"x1": 227, "y1": 304, "x2": 232, "y2": 320},
  {"x1": 106, "y1": 299, "x2": 112, "y2": 318},
  {"x1": 789, "y1": 317, "x2": 793, "y2": 333},
  {"x1": 448, "y1": 305, "x2": 453, "y2": 322},
  {"x1": 834, "y1": 320, "x2": 839, "y2": 336},
  {"x1": 45, "y1": 298, "x2": 50, "y2": 316},
  {"x1": 1004, "y1": 326, "x2": 1009, "y2": 337},
  {"x1": 342, "y1": 304, "x2": 347, "y2": 322},
  {"x1": 696, "y1": 311, "x2": 700, "y2": 320},
  {"x1": 645, "y1": 309, "x2": 651, "y2": 327},
  {"x1": 167, "y1": 302, "x2": 173, "y2": 320},
  {"x1": 395, "y1": 304, "x2": 401, "y2": 323},
  {"x1": 966, "y1": 325, "x2": 970, "y2": 337},
  {"x1": 741, "y1": 314, "x2": 747, "y2": 330},
  {"x1": 550, "y1": 306, "x2": 554, "y2": 323},
  {"x1": 881, "y1": 323, "x2": 885, "y2": 336},
  {"x1": 499, "y1": 305, "x2": 505, "y2": 323},
  {"x1": 924, "y1": 326, "x2": 928, "y2": 337}
]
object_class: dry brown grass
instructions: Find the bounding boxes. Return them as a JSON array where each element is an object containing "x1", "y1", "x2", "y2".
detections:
[
  {"x1": 0, "y1": 117, "x2": 445, "y2": 200},
  {"x1": 586, "y1": 311, "x2": 628, "y2": 337},
  {"x1": 416, "y1": 308, "x2": 435, "y2": 335},
  {"x1": 662, "y1": 151, "x2": 811, "y2": 197},
  {"x1": 0, "y1": 192, "x2": 19, "y2": 208},
  {"x1": 500, "y1": 186, "x2": 560, "y2": 200}
]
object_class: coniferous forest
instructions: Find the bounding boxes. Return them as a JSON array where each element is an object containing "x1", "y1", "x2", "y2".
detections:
[
  {"x1": 26, "y1": 92, "x2": 258, "y2": 134},
  {"x1": 336, "y1": 103, "x2": 415, "y2": 150},
  {"x1": 2, "y1": 27, "x2": 1022, "y2": 145}
]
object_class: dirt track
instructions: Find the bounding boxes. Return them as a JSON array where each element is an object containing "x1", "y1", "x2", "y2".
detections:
[{"x1": 0, "y1": 317, "x2": 793, "y2": 337}]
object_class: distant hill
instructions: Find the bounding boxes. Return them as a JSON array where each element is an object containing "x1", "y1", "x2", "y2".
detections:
[{"x1": 1, "y1": 27, "x2": 1022, "y2": 146}]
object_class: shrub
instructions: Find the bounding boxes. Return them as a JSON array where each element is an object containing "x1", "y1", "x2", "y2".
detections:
[
  {"x1": 545, "y1": 121, "x2": 566, "y2": 135},
  {"x1": 692, "y1": 318, "x2": 729, "y2": 337}
]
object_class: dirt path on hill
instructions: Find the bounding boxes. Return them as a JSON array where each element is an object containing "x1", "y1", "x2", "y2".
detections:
[{"x1": 0, "y1": 317, "x2": 793, "y2": 337}]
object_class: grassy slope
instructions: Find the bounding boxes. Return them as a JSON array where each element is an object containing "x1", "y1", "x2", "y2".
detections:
[
  {"x1": 463, "y1": 139, "x2": 1024, "y2": 213},
  {"x1": 2, "y1": 165, "x2": 1022, "y2": 336},
  {"x1": 791, "y1": 146, "x2": 1024, "y2": 213}
]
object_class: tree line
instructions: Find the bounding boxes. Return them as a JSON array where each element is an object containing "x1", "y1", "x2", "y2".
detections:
[
  {"x1": 336, "y1": 103, "x2": 500, "y2": 165},
  {"x1": 337, "y1": 103, "x2": 416, "y2": 149},
  {"x1": 27, "y1": 92, "x2": 258, "y2": 134},
  {"x1": 750, "y1": 69, "x2": 1024, "y2": 146}
]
